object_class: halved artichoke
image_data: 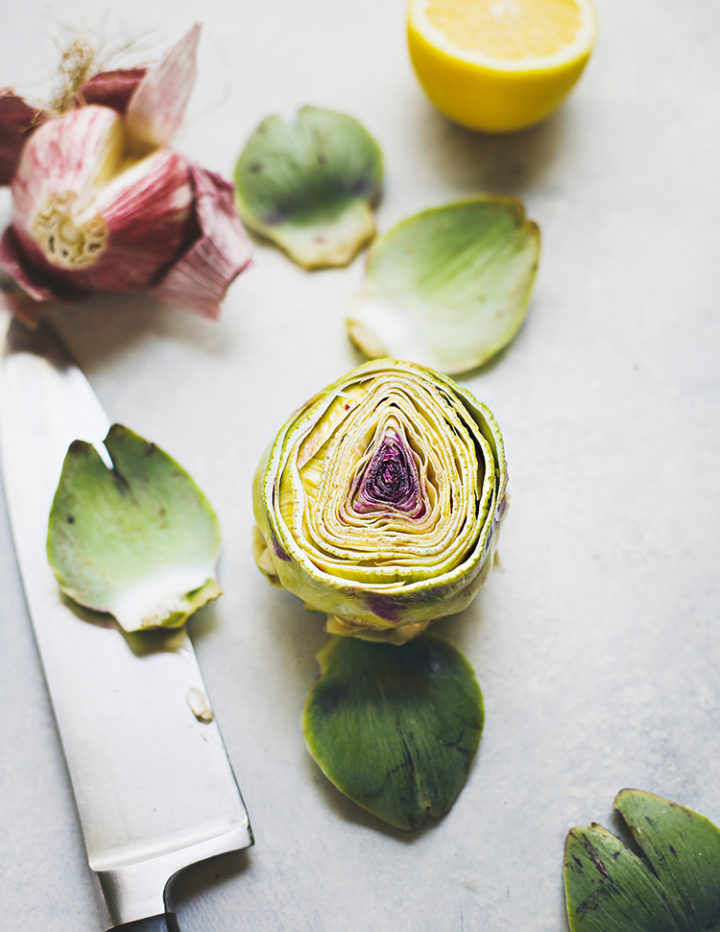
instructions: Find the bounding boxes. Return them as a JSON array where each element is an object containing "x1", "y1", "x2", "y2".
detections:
[{"x1": 253, "y1": 358, "x2": 507, "y2": 643}]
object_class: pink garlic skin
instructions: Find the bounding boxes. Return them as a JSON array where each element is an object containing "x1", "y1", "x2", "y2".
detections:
[
  {"x1": 11, "y1": 105, "x2": 195, "y2": 293},
  {"x1": 149, "y1": 164, "x2": 253, "y2": 319},
  {"x1": 0, "y1": 91, "x2": 45, "y2": 185},
  {"x1": 0, "y1": 25, "x2": 252, "y2": 321},
  {"x1": 78, "y1": 68, "x2": 148, "y2": 113}
]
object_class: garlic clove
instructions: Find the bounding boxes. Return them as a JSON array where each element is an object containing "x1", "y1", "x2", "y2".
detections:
[
  {"x1": 149, "y1": 164, "x2": 253, "y2": 318},
  {"x1": 11, "y1": 104, "x2": 195, "y2": 293},
  {"x1": 78, "y1": 147, "x2": 194, "y2": 292},
  {"x1": 0, "y1": 25, "x2": 250, "y2": 318},
  {"x1": 12, "y1": 105, "x2": 125, "y2": 254},
  {"x1": 77, "y1": 67, "x2": 148, "y2": 113},
  {"x1": 0, "y1": 91, "x2": 46, "y2": 186},
  {"x1": 125, "y1": 24, "x2": 201, "y2": 153}
]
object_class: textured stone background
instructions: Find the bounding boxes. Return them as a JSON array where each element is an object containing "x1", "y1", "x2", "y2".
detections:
[{"x1": 1, "y1": 1, "x2": 718, "y2": 929}]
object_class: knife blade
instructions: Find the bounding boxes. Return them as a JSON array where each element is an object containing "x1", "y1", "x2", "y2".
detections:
[{"x1": 0, "y1": 313, "x2": 253, "y2": 931}]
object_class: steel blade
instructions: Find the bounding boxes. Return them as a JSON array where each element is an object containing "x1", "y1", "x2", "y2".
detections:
[{"x1": 0, "y1": 316, "x2": 252, "y2": 928}]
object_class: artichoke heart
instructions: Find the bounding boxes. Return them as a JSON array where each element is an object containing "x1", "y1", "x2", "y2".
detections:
[{"x1": 253, "y1": 358, "x2": 507, "y2": 641}]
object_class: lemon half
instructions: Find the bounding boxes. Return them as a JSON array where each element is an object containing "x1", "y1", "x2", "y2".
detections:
[{"x1": 407, "y1": 0, "x2": 597, "y2": 133}]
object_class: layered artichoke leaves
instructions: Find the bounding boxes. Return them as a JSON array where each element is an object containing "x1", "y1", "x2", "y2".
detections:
[{"x1": 253, "y1": 359, "x2": 507, "y2": 644}]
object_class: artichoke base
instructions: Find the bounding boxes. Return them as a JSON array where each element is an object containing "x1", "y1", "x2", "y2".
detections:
[{"x1": 326, "y1": 613, "x2": 430, "y2": 645}]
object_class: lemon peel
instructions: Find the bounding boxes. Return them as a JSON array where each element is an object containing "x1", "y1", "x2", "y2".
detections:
[{"x1": 407, "y1": 0, "x2": 597, "y2": 132}]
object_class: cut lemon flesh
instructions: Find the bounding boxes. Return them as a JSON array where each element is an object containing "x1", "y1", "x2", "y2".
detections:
[{"x1": 408, "y1": 0, "x2": 597, "y2": 132}]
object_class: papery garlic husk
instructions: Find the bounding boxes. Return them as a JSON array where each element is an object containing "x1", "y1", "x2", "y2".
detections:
[
  {"x1": 253, "y1": 358, "x2": 508, "y2": 643},
  {"x1": 77, "y1": 67, "x2": 148, "y2": 112},
  {"x1": 0, "y1": 91, "x2": 44, "y2": 185},
  {"x1": 0, "y1": 24, "x2": 252, "y2": 320}
]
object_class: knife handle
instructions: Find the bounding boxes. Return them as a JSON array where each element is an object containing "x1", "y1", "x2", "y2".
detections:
[{"x1": 110, "y1": 914, "x2": 180, "y2": 932}]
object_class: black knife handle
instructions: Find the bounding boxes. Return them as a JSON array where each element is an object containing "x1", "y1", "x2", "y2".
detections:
[{"x1": 109, "y1": 913, "x2": 180, "y2": 932}]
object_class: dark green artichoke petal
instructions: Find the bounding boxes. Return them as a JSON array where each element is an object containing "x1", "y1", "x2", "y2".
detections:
[
  {"x1": 303, "y1": 634, "x2": 483, "y2": 830},
  {"x1": 615, "y1": 789, "x2": 720, "y2": 929},
  {"x1": 564, "y1": 789, "x2": 720, "y2": 932}
]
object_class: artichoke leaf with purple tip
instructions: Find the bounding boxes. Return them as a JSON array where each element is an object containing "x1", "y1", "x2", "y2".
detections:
[
  {"x1": 234, "y1": 106, "x2": 383, "y2": 269},
  {"x1": 252, "y1": 358, "x2": 507, "y2": 643}
]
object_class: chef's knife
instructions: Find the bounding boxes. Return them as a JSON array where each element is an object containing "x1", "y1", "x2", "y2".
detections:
[{"x1": 0, "y1": 313, "x2": 253, "y2": 931}]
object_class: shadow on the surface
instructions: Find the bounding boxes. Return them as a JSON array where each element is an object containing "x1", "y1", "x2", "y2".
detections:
[
  {"x1": 263, "y1": 587, "x2": 328, "y2": 692},
  {"x1": 170, "y1": 847, "x2": 253, "y2": 917},
  {"x1": 55, "y1": 588, "x2": 220, "y2": 656},
  {"x1": 411, "y1": 103, "x2": 573, "y2": 197},
  {"x1": 433, "y1": 599, "x2": 488, "y2": 654},
  {"x1": 43, "y1": 287, "x2": 244, "y2": 375}
]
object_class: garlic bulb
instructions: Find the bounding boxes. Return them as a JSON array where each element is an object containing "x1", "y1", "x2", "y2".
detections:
[
  {"x1": 0, "y1": 25, "x2": 251, "y2": 322},
  {"x1": 12, "y1": 105, "x2": 194, "y2": 291}
]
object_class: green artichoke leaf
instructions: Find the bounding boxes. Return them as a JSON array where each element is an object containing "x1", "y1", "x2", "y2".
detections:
[
  {"x1": 564, "y1": 789, "x2": 720, "y2": 932},
  {"x1": 234, "y1": 106, "x2": 383, "y2": 268},
  {"x1": 346, "y1": 197, "x2": 540, "y2": 374},
  {"x1": 47, "y1": 424, "x2": 222, "y2": 632},
  {"x1": 303, "y1": 634, "x2": 483, "y2": 830},
  {"x1": 615, "y1": 789, "x2": 720, "y2": 929}
]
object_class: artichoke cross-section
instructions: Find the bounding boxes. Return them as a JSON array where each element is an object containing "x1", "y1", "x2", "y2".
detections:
[{"x1": 252, "y1": 358, "x2": 508, "y2": 643}]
